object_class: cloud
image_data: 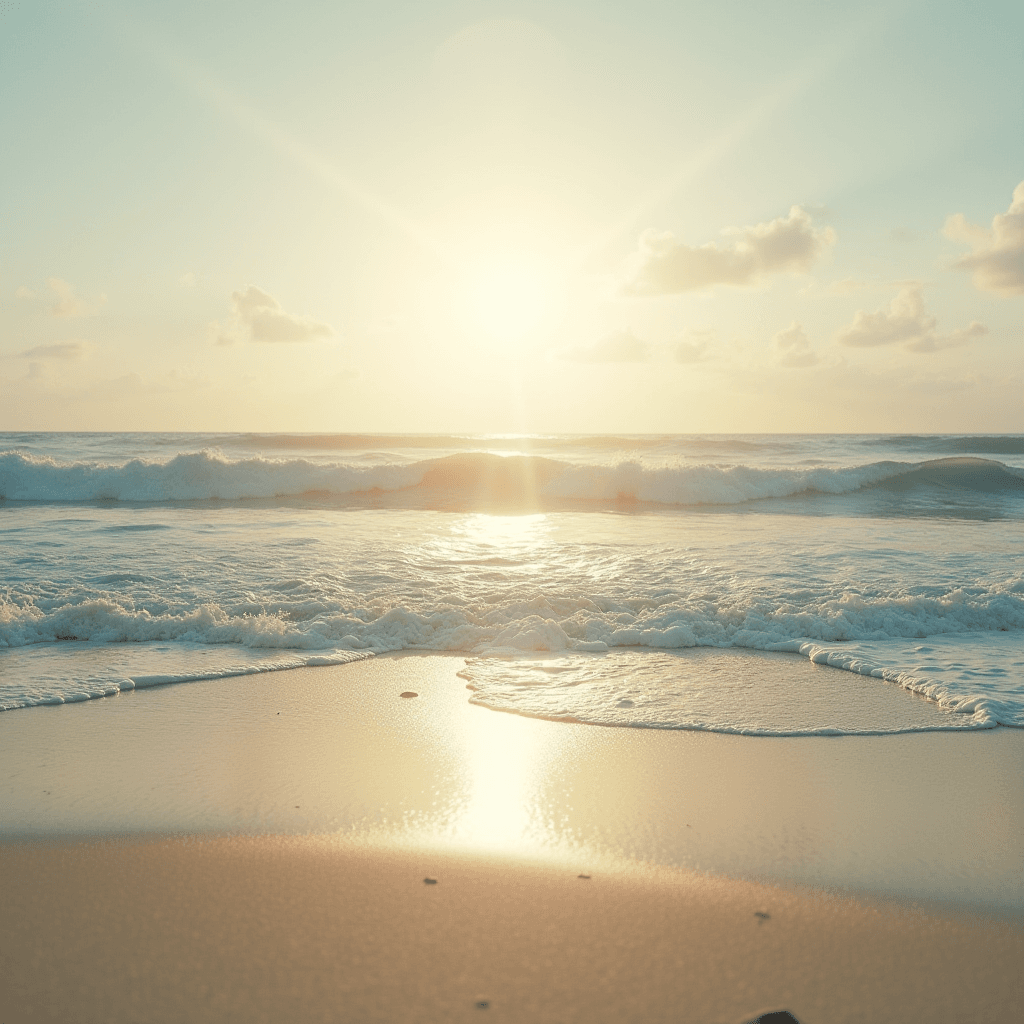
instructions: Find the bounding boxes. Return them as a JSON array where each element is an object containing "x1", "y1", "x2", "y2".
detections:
[
  {"x1": 944, "y1": 182, "x2": 1024, "y2": 296},
  {"x1": 16, "y1": 342, "x2": 89, "y2": 360},
  {"x1": 560, "y1": 329, "x2": 652, "y2": 363},
  {"x1": 620, "y1": 206, "x2": 835, "y2": 296},
  {"x1": 674, "y1": 328, "x2": 717, "y2": 364},
  {"x1": 211, "y1": 286, "x2": 333, "y2": 345},
  {"x1": 836, "y1": 285, "x2": 987, "y2": 353},
  {"x1": 179, "y1": 271, "x2": 197, "y2": 288},
  {"x1": 903, "y1": 322, "x2": 988, "y2": 353},
  {"x1": 48, "y1": 278, "x2": 107, "y2": 317},
  {"x1": 15, "y1": 285, "x2": 36, "y2": 299},
  {"x1": 771, "y1": 322, "x2": 818, "y2": 367}
]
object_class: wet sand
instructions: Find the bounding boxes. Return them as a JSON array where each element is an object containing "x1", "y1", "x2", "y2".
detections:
[{"x1": 1, "y1": 654, "x2": 1022, "y2": 1022}]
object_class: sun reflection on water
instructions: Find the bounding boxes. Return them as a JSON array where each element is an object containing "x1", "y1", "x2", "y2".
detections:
[{"x1": 455, "y1": 511, "x2": 551, "y2": 550}]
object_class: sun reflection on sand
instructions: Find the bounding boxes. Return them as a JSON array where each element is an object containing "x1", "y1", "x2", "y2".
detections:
[{"x1": 450, "y1": 699, "x2": 570, "y2": 854}]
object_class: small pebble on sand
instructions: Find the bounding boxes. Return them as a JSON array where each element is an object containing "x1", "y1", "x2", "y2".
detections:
[
  {"x1": 423, "y1": 877, "x2": 437, "y2": 885},
  {"x1": 577, "y1": 874, "x2": 591, "y2": 880},
  {"x1": 475, "y1": 1000, "x2": 490, "y2": 1009},
  {"x1": 400, "y1": 691, "x2": 418, "y2": 698}
]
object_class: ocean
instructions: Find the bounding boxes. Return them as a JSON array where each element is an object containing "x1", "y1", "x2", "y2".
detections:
[{"x1": 1, "y1": 432, "x2": 1022, "y2": 734}]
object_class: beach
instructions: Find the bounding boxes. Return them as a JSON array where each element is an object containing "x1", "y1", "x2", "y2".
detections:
[
  {"x1": 2, "y1": 655, "x2": 1022, "y2": 1023},
  {"x1": 5, "y1": 0, "x2": 1024, "y2": 1008}
]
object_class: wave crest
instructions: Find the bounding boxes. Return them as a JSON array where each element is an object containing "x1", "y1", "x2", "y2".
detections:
[{"x1": 1, "y1": 449, "x2": 1022, "y2": 509}]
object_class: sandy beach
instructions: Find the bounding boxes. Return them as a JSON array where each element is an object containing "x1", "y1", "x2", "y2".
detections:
[{"x1": 2, "y1": 654, "x2": 1023, "y2": 1023}]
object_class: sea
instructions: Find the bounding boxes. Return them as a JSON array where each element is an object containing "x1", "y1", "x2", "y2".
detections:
[{"x1": 2, "y1": 432, "x2": 1023, "y2": 735}]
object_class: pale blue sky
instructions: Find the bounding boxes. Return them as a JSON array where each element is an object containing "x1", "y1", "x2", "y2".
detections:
[{"x1": 2, "y1": 0, "x2": 1022, "y2": 431}]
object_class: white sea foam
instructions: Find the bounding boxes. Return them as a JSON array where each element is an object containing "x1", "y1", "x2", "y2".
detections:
[
  {"x1": 460, "y1": 631, "x2": 1024, "y2": 732},
  {"x1": 3, "y1": 576, "x2": 1023, "y2": 652},
  {"x1": 3, "y1": 576, "x2": 1023, "y2": 722},
  {"x1": 458, "y1": 647, "x2": 1001, "y2": 734},
  {"x1": 0, "y1": 641, "x2": 370, "y2": 711}
]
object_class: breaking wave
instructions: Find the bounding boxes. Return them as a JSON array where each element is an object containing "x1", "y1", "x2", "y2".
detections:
[
  {"x1": 2, "y1": 450, "x2": 1022, "y2": 511},
  {"x1": 3, "y1": 574, "x2": 1023, "y2": 722}
]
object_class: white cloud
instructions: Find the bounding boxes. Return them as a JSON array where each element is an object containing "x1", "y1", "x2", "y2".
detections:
[
  {"x1": 16, "y1": 342, "x2": 89, "y2": 360},
  {"x1": 210, "y1": 286, "x2": 333, "y2": 345},
  {"x1": 620, "y1": 206, "x2": 835, "y2": 295},
  {"x1": 944, "y1": 181, "x2": 1024, "y2": 296},
  {"x1": 48, "y1": 278, "x2": 106, "y2": 317},
  {"x1": 836, "y1": 285, "x2": 987, "y2": 353},
  {"x1": 560, "y1": 329, "x2": 651, "y2": 363},
  {"x1": 771, "y1": 322, "x2": 818, "y2": 367},
  {"x1": 15, "y1": 285, "x2": 36, "y2": 299}
]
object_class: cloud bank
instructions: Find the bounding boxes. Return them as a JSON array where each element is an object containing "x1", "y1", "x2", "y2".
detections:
[
  {"x1": 212, "y1": 286, "x2": 333, "y2": 345},
  {"x1": 837, "y1": 285, "x2": 987, "y2": 353},
  {"x1": 621, "y1": 206, "x2": 835, "y2": 295},
  {"x1": 944, "y1": 181, "x2": 1024, "y2": 296}
]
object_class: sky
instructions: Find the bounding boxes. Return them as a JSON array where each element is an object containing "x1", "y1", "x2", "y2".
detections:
[{"x1": 1, "y1": 0, "x2": 1023, "y2": 434}]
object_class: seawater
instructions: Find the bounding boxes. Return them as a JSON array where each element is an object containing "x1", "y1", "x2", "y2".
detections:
[{"x1": 1, "y1": 432, "x2": 1022, "y2": 733}]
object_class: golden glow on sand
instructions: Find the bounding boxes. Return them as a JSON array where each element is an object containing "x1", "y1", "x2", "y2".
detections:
[{"x1": 453, "y1": 690, "x2": 568, "y2": 851}]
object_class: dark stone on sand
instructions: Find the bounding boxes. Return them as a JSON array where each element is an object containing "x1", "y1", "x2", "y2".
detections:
[
  {"x1": 423, "y1": 877, "x2": 437, "y2": 885},
  {"x1": 400, "y1": 691, "x2": 418, "y2": 698},
  {"x1": 746, "y1": 1013, "x2": 799, "y2": 1024},
  {"x1": 754, "y1": 911, "x2": 771, "y2": 920},
  {"x1": 577, "y1": 874, "x2": 591, "y2": 879},
  {"x1": 475, "y1": 1000, "x2": 490, "y2": 1009}
]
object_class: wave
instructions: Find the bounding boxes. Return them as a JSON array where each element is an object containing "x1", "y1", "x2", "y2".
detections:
[
  {"x1": 871, "y1": 435, "x2": 1024, "y2": 456},
  {"x1": 2, "y1": 449, "x2": 1022, "y2": 511},
  {"x1": 4, "y1": 574, "x2": 1022, "y2": 651},
  {"x1": 3, "y1": 583, "x2": 1023, "y2": 722},
  {"x1": 226, "y1": 433, "x2": 793, "y2": 454}
]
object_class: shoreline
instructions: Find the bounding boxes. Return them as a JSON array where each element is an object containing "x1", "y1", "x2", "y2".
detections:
[{"x1": 2, "y1": 654, "x2": 1021, "y2": 916}]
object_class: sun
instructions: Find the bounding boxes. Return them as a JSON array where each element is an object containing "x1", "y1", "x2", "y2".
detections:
[{"x1": 457, "y1": 254, "x2": 557, "y2": 344}]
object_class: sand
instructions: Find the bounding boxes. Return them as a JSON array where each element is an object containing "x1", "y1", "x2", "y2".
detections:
[{"x1": 1, "y1": 653, "x2": 1023, "y2": 1023}]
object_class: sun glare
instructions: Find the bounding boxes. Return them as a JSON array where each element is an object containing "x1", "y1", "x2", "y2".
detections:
[
  {"x1": 453, "y1": 695, "x2": 568, "y2": 853},
  {"x1": 458, "y1": 255, "x2": 557, "y2": 344}
]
